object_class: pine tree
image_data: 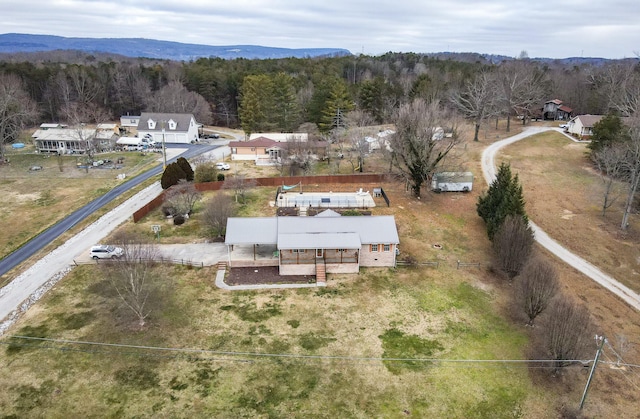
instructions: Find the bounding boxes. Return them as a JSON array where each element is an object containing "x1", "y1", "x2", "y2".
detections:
[
  {"x1": 272, "y1": 72, "x2": 300, "y2": 132},
  {"x1": 238, "y1": 74, "x2": 274, "y2": 136},
  {"x1": 477, "y1": 162, "x2": 528, "y2": 239},
  {"x1": 319, "y1": 80, "x2": 354, "y2": 133},
  {"x1": 176, "y1": 157, "x2": 194, "y2": 181},
  {"x1": 161, "y1": 162, "x2": 187, "y2": 189}
]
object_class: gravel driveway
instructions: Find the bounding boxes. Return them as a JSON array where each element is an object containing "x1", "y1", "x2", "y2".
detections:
[{"x1": 481, "y1": 126, "x2": 640, "y2": 311}]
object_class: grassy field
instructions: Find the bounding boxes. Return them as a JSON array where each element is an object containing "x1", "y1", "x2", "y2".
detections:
[
  {"x1": 499, "y1": 131, "x2": 640, "y2": 292},
  {"x1": 0, "y1": 147, "x2": 162, "y2": 261},
  {"x1": 0, "y1": 211, "x2": 546, "y2": 417}
]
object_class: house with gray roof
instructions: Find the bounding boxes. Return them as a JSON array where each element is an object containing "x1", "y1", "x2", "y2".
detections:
[
  {"x1": 32, "y1": 127, "x2": 97, "y2": 154},
  {"x1": 566, "y1": 114, "x2": 603, "y2": 139},
  {"x1": 225, "y1": 212, "x2": 399, "y2": 277},
  {"x1": 137, "y1": 112, "x2": 199, "y2": 144}
]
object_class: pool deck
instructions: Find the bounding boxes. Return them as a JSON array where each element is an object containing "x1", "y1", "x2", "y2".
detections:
[{"x1": 276, "y1": 191, "x2": 375, "y2": 208}]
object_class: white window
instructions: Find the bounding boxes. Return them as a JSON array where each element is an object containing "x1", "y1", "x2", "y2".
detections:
[
  {"x1": 371, "y1": 244, "x2": 378, "y2": 252},
  {"x1": 383, "y1": 244, "x2": 390, "y2": 252},
  {"x1": 168, "y1": 119, "x2": 176, "y2": 130}
]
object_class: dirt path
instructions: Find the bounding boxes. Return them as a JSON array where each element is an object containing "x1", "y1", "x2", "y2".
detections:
[{"x1": 481, "y1": 126, "x2": 640, "y2": 311}]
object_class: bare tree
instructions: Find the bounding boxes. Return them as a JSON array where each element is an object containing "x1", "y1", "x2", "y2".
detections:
[
  {"x1": 112, "y1": 63, "x2": 152, "y2": 115},
  {"x1": 62, "y1": 103, "x2": 112, "y2": 172},
  {"x1": 0, "y1": 73, "x2": 38, "y2": 160},
  {"x1": 515, "y1": 255, "x2": 559, "y2": 326},
  {"x1": 164, "y1": 180, "x2": 202, "y2": 217},
  {"x1": 592, "y1": 145, "x2": 626, "y2": 217},
  {"x1": 601, "y1": 62, "x2": 640, "y2": 116},
  {"x1": 202, "y1": 193, "x2": 237, "y2": 238},
  {"x1": 620, "y1": 119, "x2": 640, "y2": 230},
  {"x1": 347, "y1": 126, "x2": 370, "y2": 173},
  {"x1": 389, "y1": 99, "x2": 463, "y2": 198},
  {"x1": 105, "y1": 232, "x2": 160, "y2": 328},
  {"x1": 451, "y1": 71, "x2": 495, "y2": 142},
  {"x1": 495, "y1": 60, "x2": 547, "y2": 132},
  {"x1": 492, "y1": 215, "x2": 534, "y2": 280},
  {"x1": 345, "y1": 109, "x2": 375, "y2": 128},
  {"x1": 223, "y1": 174, "x2": 257, "y2": 204},
  {"x1": 146, "y1": 81, "x2": 213, "y2": 124},
  {"x1": 541, "y1": 297, "x2": 594, "y2": 374}
]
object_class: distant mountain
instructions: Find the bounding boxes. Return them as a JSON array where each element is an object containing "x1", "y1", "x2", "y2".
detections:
[
  {"x1": 427, "y1": 51, "x2": 635, "y2": 67},
  {"x1": 0, "y1": 33, "x2": 352, "y2": 60}
]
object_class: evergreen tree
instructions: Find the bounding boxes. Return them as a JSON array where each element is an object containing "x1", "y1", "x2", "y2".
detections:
[
  {"x1": 272, "y1": 72, "x2": 300, "y2": 132},
  {"x1": 161, "y1": 162, "x2": 187, "y2": 189},
  {"x1": 588, "y1": 113, "x2": 630, "y2": 154},
  {"x1": 238, "y1": 74, "x2": 274, "y2": 136},
  {"x1": 176, "y1": 157, "x2": 194, "y2": 181},
  {"x1": 477, "y1": 162, "x2": 528, "y2": 239},
  {"x1": 319, "y1": 80, "x2": 354, "y2": 133},
  {"x1": 358, "y1": 77, "x2": 387, "y2": 124}
]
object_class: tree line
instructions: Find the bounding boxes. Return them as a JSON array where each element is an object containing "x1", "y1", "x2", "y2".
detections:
[{"x1": 1, "y1": 51, "x2": 638, "y2": 139}]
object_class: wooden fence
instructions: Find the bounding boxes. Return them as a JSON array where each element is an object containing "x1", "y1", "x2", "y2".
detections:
[
  {"x1": 396, "y1": 260, "x2": 440, "y2": 268},
  {"x1": 73, "y1": 257, "x2": 207, "y2": 268},
  {"x1": 133, "y1": 173, "x2": 391, "y2": 222}
]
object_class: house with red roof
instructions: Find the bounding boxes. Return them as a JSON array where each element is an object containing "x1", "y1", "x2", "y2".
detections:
[
  {"x1": 228, "y1": 136, "x2": 280, "y2": 161},
  {"x1": 543, "y1": 99, "x2": 573, "y2": 121}
]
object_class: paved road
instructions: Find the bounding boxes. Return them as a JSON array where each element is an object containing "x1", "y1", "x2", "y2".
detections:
[
  {"x1": 0, "y1": 144, "x2": 218, "y2": 278},
  {"x1": 0, "y1": 143, "x2": 232, "y2": 326},
  {"x1": 481, "y1": 126, "x2": 640, "y2": 311}
]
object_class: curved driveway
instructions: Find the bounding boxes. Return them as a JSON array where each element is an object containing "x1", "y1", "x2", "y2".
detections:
[{"x1": 481, "y1": 127, "x2": 640, "y2": 311}]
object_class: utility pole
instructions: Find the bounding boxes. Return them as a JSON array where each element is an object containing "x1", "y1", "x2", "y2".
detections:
[
  {"x1": 579, "y1": 335, "x2": 606, "y2": 410},
  {"x1": 161, "y1": 120, "x2": 167, "y2": 170}
]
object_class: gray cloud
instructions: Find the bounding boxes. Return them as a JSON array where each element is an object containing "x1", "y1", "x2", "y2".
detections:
[{"x1": 2, "y1": 0, "x2": 639, "y2": 58}]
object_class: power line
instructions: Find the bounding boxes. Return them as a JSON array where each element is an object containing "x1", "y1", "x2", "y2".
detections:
[{"x1": 3, "y1": 335, "x2": 592, "y2": 367}]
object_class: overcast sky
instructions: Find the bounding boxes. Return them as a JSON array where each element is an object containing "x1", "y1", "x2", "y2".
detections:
[{"x1": 3, "y1": 0, "x2": 639, "y2": 59}]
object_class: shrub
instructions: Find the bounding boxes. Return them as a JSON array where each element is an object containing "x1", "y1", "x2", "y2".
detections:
[
  {"x1": 477, "y1": 162, "x2": 527, "y2": 240},
  {"x1": 194, "y1": 162, "x2": 218, "y2": 183},
  {"x1": 217, "y1": 173, "x2": 225, "y2": 181},
  {"x1": 161, "y1": 205, "x2": 175, "y2": 217},
  {"x1": 340, "y1": 209, "x2": 363, "y2": 216},
  {"x1": 173, "y1": 214, "x2": 185, "y2": 225},
  {"x1": 161, "y1": 162, "x2": 187, "y2": 189},
  {"x1": 176, "y1": 157, "x2": 194, "y2": 181},
  {"x1": 492, "y1": 215, "x2": 534, "y2": 280}
]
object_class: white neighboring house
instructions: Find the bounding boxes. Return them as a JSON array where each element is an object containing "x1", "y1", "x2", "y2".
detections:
[
  {"x1": 95, "y1": 123, "x2": 119, "y2": 151},
  {"x1": 136, "y1": 112, "x2": 199, "y2": 144},
  {"x1": 566, "y1": 114, "x2": 603, "y2": 139},
  {"x1": 32, "y1": 127, "x2": 97, "y2": 154},
  {"x1": 248, "y1": 133, "x2": 308, "y2": 142},
  {"x1": 119, "y1": 115, "x2": 141, "y2": 132}
]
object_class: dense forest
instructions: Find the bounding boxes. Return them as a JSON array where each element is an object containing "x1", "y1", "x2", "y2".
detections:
[{"x1": 1, "y1": 50, "x2": 639, "y2": 141}]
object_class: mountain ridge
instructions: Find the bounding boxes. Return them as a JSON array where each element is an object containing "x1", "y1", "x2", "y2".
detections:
[{"x1": 0, "y1": 33, "x2": 352, "y2": 60}]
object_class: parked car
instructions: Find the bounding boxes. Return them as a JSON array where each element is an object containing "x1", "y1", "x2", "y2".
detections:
[
  {"x1": 90, "y1": 245, "x2": 124, "y2": 259},
  {"x1": 216, "y1": 162, "x2": 230, "y2": 170},
  {"x1": 559, "y1": 123, "x2": 568, "y2": 129}
]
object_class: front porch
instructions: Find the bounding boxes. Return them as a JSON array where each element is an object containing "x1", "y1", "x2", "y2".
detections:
[{"x1": 227, "y1": 244, "x2": 359, "y2": 276}]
